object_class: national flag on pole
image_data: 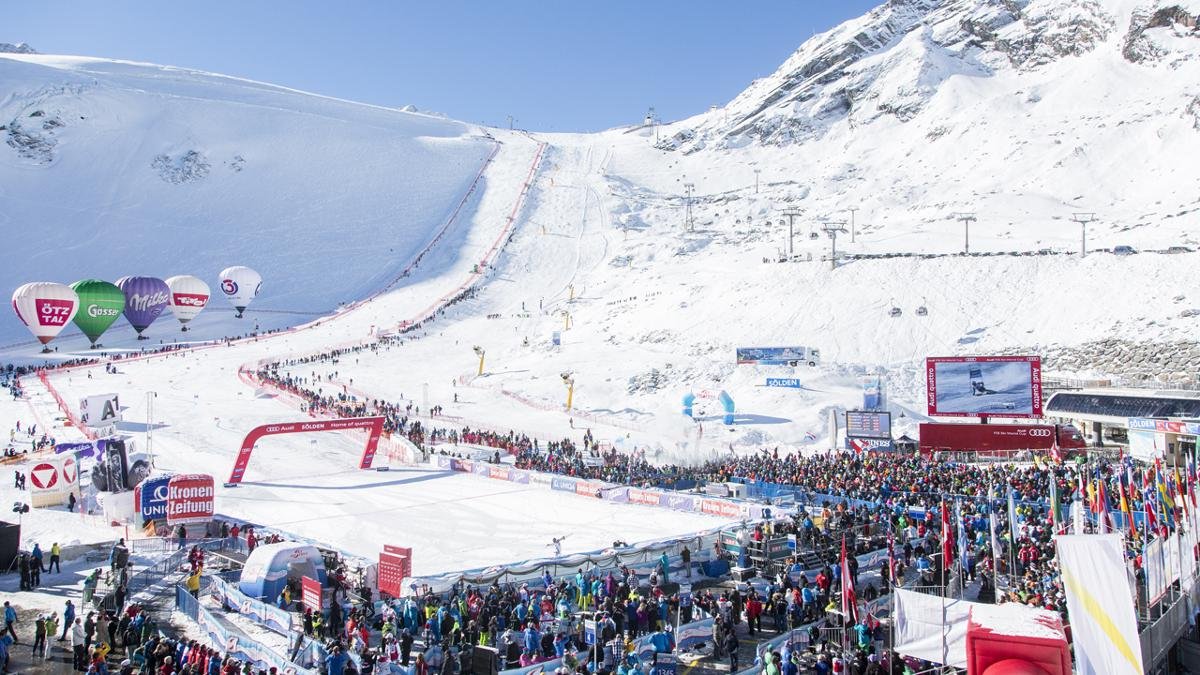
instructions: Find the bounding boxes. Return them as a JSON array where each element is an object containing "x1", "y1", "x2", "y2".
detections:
[
  {"x1": 1187, "y1": 456, "x2": 1198, "y2": 510},
  {"x1": 1118, "y1": 472, "x2": 1137, "y2": 541},
  {"x1": 956, "y1": 499, "x2": 968, "y2": 573},
  {"x1": 987, "y1": 485, "x2": 1001, "y2": 567},
  {"x1": 1050, "y1": 437, "x2": 1062, "y2": 463},
  {"x1": 1144, "y1": 485, "x2": 1160, "y2": 536},
  {"x1": 1095, "y1": 479, "x2": 1110, "y2": 535},
  {"x1": 1049, "y1": 477, "x2": 1063, "y2": 533},
  {"x1": 887, "y1": 527, "x2": 897, "y2": 589},
  {"x1": 1007, "y1": 491, "x2": 1019, "y2": 545},
  {"x1": 840, "y1": 535, "x2": 857, "y2": 624},
  {"x1": 941, "y1": 498, "x2": 952, "y2": 569}
]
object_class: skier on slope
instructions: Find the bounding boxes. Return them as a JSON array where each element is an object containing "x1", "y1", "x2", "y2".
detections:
[{"x1": 549, "y1": 536, "x2": 567, "y2": 557}]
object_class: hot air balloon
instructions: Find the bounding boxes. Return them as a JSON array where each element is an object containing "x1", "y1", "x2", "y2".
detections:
[
  {"x1": 116, "y1": 276, "x2": 170, "y2": 339},
  {"x1": 70, "y1": 279, "x2": 125, "y2": 348},
  {"x1": 165, "y1": 275, "x2": 210, "y2": 331},
  {"x1": 11, "y1": 282, "x2": 80, "y2": 352},
  {"x1": 218, "y1": 266, "x2": 262, "y2": 318}
]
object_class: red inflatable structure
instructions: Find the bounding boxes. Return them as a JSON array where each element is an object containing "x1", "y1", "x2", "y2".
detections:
[
  {"x1": 227, "y1": 417, "x2": 385, "y2": 485},
  {"x1": 966, "y1": 603, "x2": 1071, "y2": 675}
]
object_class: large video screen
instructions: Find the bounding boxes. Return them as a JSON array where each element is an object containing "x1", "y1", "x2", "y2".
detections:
[
  {"x1": 926, "y1": 356, "x2": 1042, "y2": 418},
  {"x1": 846, "y1": 411, "x2": 891, "y2": 439}
]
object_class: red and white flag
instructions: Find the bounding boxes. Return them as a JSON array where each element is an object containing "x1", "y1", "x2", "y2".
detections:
[
  {"x1": 841, "y1": 535, "x2": 857, "y2": 624},
  {"x1": 941, "y1": 497, "x2": 953, "y2": 570}
]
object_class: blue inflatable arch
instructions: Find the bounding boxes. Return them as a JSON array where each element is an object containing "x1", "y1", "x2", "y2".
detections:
[
  {"x1": 238, "y1": 542, "x2": 328, "y2": 603},
  {"x1": 681, "y1": 390, "x2": 735, "y2": 425}
]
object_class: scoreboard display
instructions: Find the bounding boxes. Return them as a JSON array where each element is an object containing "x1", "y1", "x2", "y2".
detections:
[{"x1": 846, "y1": 411, "x2": 892, "y2": 439}]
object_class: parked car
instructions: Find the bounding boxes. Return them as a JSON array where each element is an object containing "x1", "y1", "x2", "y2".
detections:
[
  {"x1": 1113, "y1": 245, "x2": 1136, "y2": 255},
  {"x1": 1166, "y1": 246, "x2": 1193, "y2": 254}
]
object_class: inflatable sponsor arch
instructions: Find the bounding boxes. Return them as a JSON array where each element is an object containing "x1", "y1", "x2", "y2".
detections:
[
  {"x1": 238, "y1": 542, "x2": 328, "y2": 604},
  {"x1": 682, "y1": 390, "x2": 735, "y2": 425},
  {"x1": 227, "y1": 417, "x2": 385, "y2": 484}
]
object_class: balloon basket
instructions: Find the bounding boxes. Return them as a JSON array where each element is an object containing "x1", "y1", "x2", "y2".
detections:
[{"x1": 41, "y1": 347, "x2": 52, "y2": 354}]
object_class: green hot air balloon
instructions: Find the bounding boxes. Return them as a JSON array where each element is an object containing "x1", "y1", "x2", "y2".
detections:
[{"x1": 70, "y1": 279, "x2": 125, "y2": 348}]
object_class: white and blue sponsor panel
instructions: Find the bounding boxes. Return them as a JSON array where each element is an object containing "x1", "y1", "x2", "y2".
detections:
[
  {"x1": 177, "y1": 584, "x2": 313, "y2": 675},
  {"x1": 208, "y1": 575, "x2": 296, "y2": 635},
  {"x1": 765, "y1": 378, "x2": 803, "y2": 389},
  {"x1": 499, "y1": 617, "x2": 713, "y2": 675}
]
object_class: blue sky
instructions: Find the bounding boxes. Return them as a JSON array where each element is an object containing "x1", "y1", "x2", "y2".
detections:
[{"x1": 9, "y1": 2, "x2": 880, "y2": 131}]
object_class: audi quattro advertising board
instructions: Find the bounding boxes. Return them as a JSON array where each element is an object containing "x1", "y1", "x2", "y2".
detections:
[{"x1": 926, "y1": 355, "x2": 1042, "y2": 418}]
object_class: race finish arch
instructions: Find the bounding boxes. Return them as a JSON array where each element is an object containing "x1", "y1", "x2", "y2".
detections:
[{"x1": 226, "y1": 417, "x2": 385, "y2": 485}]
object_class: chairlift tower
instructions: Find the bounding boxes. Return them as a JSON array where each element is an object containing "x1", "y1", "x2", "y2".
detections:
[
  {"x1": 848, "y1": 207, "x2": 859, "y2": 243},
  {"x1": 953, "y1": 212, "x2": 977, "y2": 254},
  {"x1": 782, "y1": 209, "x2": 802, "y2": 258},
  {"x1": 822, "y1": 220, "x2": 848, "y2": 270},
  {"x1": 1071, "y1": 212, "x2": 1096, "y2": 257},
  {"x1": 683, "y1": 182, "x2": 696, "y2": 232},
  {"x1": 754, "y1": 168, "x2": 761, "y2": 194}
]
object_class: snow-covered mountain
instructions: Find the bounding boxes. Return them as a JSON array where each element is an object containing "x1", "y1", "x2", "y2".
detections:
[
  {"x1": 0, "y1": 53, "x2": 494, "y2": 346},
  {"x1": 2, "y1": 0, "x2": 1200, "y2": 448},
  {"x1": 0, "y1": 42, "x2": 37, "y2": 54},
  {"x1": 645, "y1": 0, "x2": 1200, "y2": 248},
  {"x1": 674, "y1": 0, "x2": 1200, "y2": 148}
]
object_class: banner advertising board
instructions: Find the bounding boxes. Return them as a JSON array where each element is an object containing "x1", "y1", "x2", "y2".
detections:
[
  {"x1": 862, "y1": 376, "x2": 885, "y2": 411},
  {"x1": 137, "y1": 474, "x2": 173, "y2": 524},
  {"x1": 925, "y1": 356, "x2": 1042, "y2": 418},
  {"x1": 1128, "y1": 430, "x2": 1164, "y2": 462},
  {"x1": 765, "y1": 378, "x2": 802, "y2": 388},
  {"x1": 166, "y1": 474, "x2": 215, "y2": 524},
  {"x1": 301, "y1": 576, "x2": 323, "y2": 612},
  {"x1": 378, "y1": 545, "x2": 412, "y2": 597},
  {"x1": 847, "y1": 438, "x2": 896, "y2": 452},
  {"x1": 92, "y1": 438, "x2": 130, "y2": 492},
  {"x1": 79, "y1": 393, "x2": 121, "y2": 427},
  {"x1": 1129, "y1": 417, "x2": 1200, "y2": 436},
  {"x1": 846, "y1": 411, "x2": 892, "y2": 439},
  {"x1": 29, "y1": 453, "x2": 78, "y2": 507},
  {"x1": 737, "y1": 346, "x2": 817, "y2": 366}
]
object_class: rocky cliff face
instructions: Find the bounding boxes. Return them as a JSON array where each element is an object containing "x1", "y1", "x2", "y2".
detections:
[
  {"x1": 662, "y1": 0, "x2": 1199, "y2": 151},
  {"x1": 0, "y1": 43, "x2": 37, "y2": 54}
]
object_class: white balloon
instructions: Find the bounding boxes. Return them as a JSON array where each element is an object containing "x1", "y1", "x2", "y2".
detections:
[
  {"x1": 218, "y1": 266, "x2": 262, "y2": 317},
  {"x1": 11, "y1": 281, "x2": 80, "y2": 345},
  {"x1": 165, "y1": 275, "x2": 210, "y2": 327}
]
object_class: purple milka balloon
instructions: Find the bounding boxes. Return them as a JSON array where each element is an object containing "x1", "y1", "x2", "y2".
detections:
[{"x1": 116, "y1": 276, "x2": 171, "y2": 334}]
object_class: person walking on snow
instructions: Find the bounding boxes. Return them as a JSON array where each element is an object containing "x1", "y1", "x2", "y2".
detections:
[
  {"x1": 3, "y1": 601, "x2": 18, "y2": 643},
  {"x1": 59, "y1": 599, "x2": 75, "y2": 641}
]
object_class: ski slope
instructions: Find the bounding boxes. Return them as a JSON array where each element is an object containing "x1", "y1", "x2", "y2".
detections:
[
  {"x1": 0, "y1": 53, "x2": 496, "y2": 348},
  {"x1": 3, "y1": 0, "x2": 1200, "y2": 577}
]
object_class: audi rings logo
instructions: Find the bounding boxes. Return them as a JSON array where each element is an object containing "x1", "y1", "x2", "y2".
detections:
[{"x1": 1028, "y1": 428, "x2": 1052, "y2": 437}]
